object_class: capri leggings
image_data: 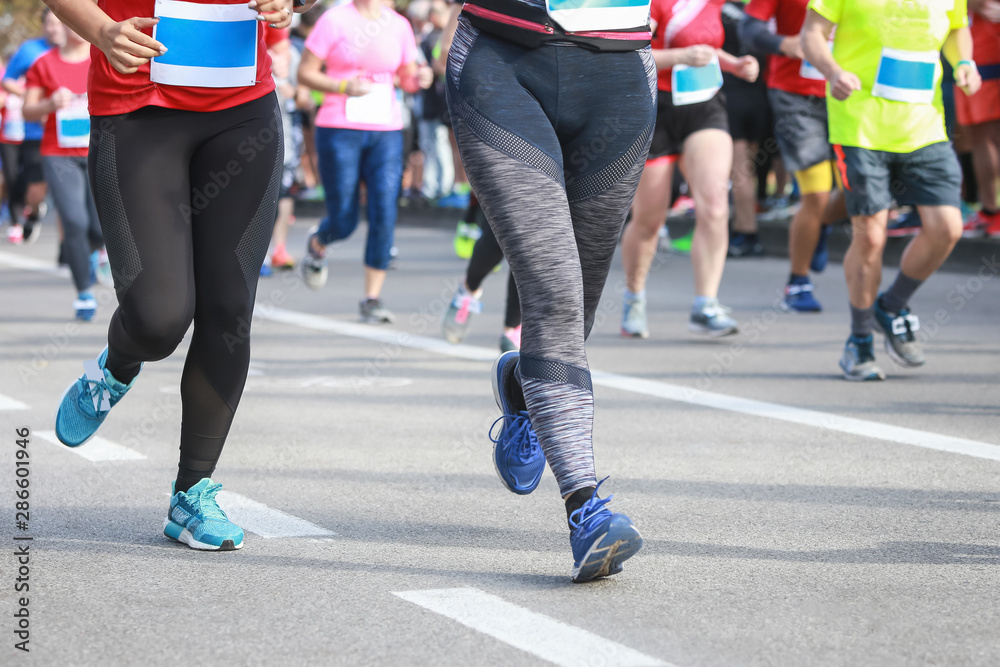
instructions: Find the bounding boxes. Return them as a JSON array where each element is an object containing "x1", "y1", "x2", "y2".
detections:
[
  {"x1": 447, "y1": 20, "x2": 656, "y2": 497},
  {"x1": 88, "y1": 92, "x2": 282, "y2": 491},
  {"x1": 464, "y1": 199, "x2": 520, "y2": 329},
  {"x1": 42, "y1": 156, "x2": 103, "y2": 293}
]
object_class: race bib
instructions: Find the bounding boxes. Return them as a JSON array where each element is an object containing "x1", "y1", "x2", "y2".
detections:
[
  {"x1": 55, "y1": 95, "x2": 90, "y2": 149},
  {"x1": 345, "y1": 82, "x2": 395, "y2": 126},
  {"x1": 151, "y1": 0, "x2": 258, "y2": 88},
  {"x1": 671, "y1": 56, "x2": 722, "y2": 106},
  {"x1": 545, "y1": 0, "x2": 651, "y2": 33},
  {"x1": 872, "y1": 48, "x2": 938, "y2": 104},
  {"x1": 2, "y1": 95, "x2": 25, "y2": 143}
]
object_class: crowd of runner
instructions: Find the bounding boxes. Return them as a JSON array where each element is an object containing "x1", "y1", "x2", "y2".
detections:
[{"x1": 0, "y1": 0, "x2": 995, "y2": 580}]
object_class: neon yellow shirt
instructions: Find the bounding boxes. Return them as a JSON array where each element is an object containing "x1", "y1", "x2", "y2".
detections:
[{"x1": 808, "y1": 0, "x2": 968, "y2": 153}]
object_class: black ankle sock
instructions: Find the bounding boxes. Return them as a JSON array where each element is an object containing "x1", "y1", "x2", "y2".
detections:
[
  {"x1": 510, "y1": 361, "x2": 527, "y2": 412},
  {"x1": 174, "y1": 474, "x2": 203, "y2": 494},
  {"x1": 565, "y1": 486, "x2": 597, "y2": 525}
]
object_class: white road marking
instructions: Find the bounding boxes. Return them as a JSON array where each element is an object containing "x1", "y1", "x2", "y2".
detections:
[
  {"x1": 0, "y1": 394, "x2": 29, "y2": 410},
  {"x1": 36, "y1": 430, "x2": 146, "y2": 462},
  {"x1": 394, "y1": 587, "x2": 670, "y2": 667},
  {"x1": 215, "y1": 490, "x2": 335, "y2": 538},
  {"x1": 258, "y1": 306, "x2": 1000, "y2": 462},
  {"x1": 0, "y1": 251, "x2": 70, "y2": 276}
]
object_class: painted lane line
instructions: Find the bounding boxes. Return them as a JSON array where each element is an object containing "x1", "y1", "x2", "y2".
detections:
[
  {"x1": 394, "y1": 587, "x2": 671, "y2": 667},
  {"x1": 0, "y1": 394, "x2": 29, "y2": 410},
  {"x1": 258, "y1": 306, "x2": 1000, "y2": 462},
  {"x1": 35, "y1": 430, "x2": 146, "y2": 462},
  {"x1": 215, "y1": 490, "x2": 335, "y2": 538},
  {"x1": 0, "y1": 251, "x2": 70, "y2": 276}
]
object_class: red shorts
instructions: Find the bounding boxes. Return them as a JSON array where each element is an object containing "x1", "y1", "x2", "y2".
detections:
[{"x1": 955, "y1": 79, "x2": 1000, "y2": 126}]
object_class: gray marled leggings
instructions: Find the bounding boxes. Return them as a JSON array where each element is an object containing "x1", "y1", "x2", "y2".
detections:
[{"x1": 447, "y1": 20, "x2": 656, "y2": 496}]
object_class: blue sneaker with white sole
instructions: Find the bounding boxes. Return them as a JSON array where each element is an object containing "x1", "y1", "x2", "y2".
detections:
[
  {"x1": 164, "y1": 478, "x2": 244, "y2": 551},
  {"x1": 55, "y1": 347, "x2": 137, "y2": 447},
  {"x1": 811, "y1": 224, "x2": 831, "y2": 273},
  {"x1": 569, "y1": 479, "x2": 643, "y2": 583},
  {"x1": 782, "y1": 279, "x2": 822, "y2": 313},
  {"x1": 490, "y1": 351, "x2": 545, "y2": 494}
]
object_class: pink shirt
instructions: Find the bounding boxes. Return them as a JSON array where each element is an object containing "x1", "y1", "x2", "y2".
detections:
[{"x1": 305, "y1": 3, "x2": 418, "y2": 131}]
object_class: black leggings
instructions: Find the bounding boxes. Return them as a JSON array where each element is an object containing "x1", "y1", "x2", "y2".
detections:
[
  {"x1": 464, "y1": 199, "x2": 520, "y2": 328},
  {"x1": 89, "y1": 92, "x2": 282, "y2": 491}
]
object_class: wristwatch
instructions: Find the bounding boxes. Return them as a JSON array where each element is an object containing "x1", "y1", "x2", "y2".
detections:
[{"x1": 293, "y1": 0, "x2": 307, "y2": 7}]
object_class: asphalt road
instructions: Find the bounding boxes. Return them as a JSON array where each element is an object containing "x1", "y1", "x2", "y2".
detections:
[{"x1": 1, "y1": 218, "x2": 998, "y2": 666}]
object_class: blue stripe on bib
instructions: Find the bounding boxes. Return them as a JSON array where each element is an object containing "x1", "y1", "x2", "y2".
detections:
[
  {"x1": 59, "y1": 118, "x2": 90, "y2": 138},
  {"x1": 154, "y1": 17, "x2": 257, "y2": 69},
  {"x1": 548, "y1": 0, "x2": 650, "y2": 10},
  {"x1": 877, "y1": 56, "x2": 936, "y2": 91},
  {"x1": 674, "y1": 64, "x2": 722, "y2": 93}
]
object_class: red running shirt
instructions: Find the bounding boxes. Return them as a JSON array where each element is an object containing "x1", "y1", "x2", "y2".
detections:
[
  {"x1": 88, "y1": 0, "x2": 275, "y2": 116},
  {"x1": 650, "y1": 0, "x2": 726, "y2": 92},
  {"x1": 744, "y1": 0, "x2": 826, "y2": 97},
  {"x1": 25, "y1": 50, "x2": 90, "y2": 157},
  {"x1": 971, "y1": 12, "x2": 1000, "y2": 66}
]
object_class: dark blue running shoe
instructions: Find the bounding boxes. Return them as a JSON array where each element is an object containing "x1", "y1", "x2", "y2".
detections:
[
  {"x1": 490, "y1": 351, "x2": 545, "y2": 494},
  {"x1": 782, "y1": 279, "x2": 822, "y2": 313},
  {"x1": 811, "y1": 224, "x2": 831, "y2": 273},
  {"x1": 569, "y1": 479, "x2": 643, "y2": 583}
]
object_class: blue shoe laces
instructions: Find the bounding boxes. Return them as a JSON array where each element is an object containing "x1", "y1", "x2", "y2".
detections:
[
  {"x1": 569, "y1": 478, "x2": 613, "y2": 533},
  {"x1": 489, "y1": 411, "x2": 539, "y2": 462},
  {"x1": 188, "y1": 482, "x2": 230, "y2": 522}
]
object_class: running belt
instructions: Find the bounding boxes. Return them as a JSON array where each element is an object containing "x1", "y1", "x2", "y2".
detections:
[{"x1": 462, "y1": 0, "x2": 653, "y2": 52}]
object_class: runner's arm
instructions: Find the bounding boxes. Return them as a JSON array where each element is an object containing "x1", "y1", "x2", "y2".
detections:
[
  {"x1": 717, "y1": 50, "x2": 759, "y2": 81},
  {"x1": 433, "y1": 4, "x2": 464, "y2": 77},
  {"x1": 739, "y1": 16, "x2": 784, "y2": 55},
  {"x1": 944, "y1": 26, "x2": 982, "y2": 96},
  {"x1": 22, "y1": 85, "x2": 70, "y2": 123},
  {"x1": 800, "y1": 9, "x2": 858, "y2": 99},
  {"x1": 653, "y1": 46, "x2": 716, "y2": 70},
  {"x1": 297, "y1": 48, "x2": 371, "y2": 97},
  {"x1": 43, "y1": 0, "x2": 166, "y2": 74},
  {"x1": 1, "y1": 80, "x2": 24, "y2": 97}
]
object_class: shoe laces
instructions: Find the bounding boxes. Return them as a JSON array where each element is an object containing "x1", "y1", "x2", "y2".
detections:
[
  {"x1": 852, "y1": 336, "x2": 875, "y2": 362},
  {"x1": 489, "y1": 411, "x2": 539, "y2": 462},
  {"x1": 452, "y1": 292, "x2": 482, "y2": 324},
  {"x1": 188, "y1": 482, "x2": 229, "y2": 522},
  {"x1": 569, "y1": 477, "x2": 613, "y2": 533},
  {"x1": 78, "y1": 376, "x2": 111, "y2": 417},
  {"x1": 890, "y1": 310, "x2": 918, "y2": 342},
  {"x1": 701, "y1": 300, "x2": 731, "y2": 319}
]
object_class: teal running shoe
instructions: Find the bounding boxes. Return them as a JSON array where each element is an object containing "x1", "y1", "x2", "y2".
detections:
[
  {"x1": 490, "y1": 351, "x2": 545, "y2": 495},
  {"x1": 164, "y1": 479, "x2": 244, "y2": 551},
  {"x1": 55, "y1": 347, "x2": 137, "y2": 447},
  {"x1": 570, "y1": 479, "x2": 643, "y2": 583}
]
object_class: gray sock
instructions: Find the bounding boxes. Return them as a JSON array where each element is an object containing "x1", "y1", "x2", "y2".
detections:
[
  {"x1": 880, "y1": 272, "x2": 923, "y2": 314},
  {"x1": 850, "y1": 304, "x2": 875, "y2": 338}
]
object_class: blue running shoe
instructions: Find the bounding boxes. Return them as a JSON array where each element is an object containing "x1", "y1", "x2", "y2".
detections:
[
  {"x1": 569, "y1": 479, "x2": 643, "y2": 583},
  {"x1": 490, "y1": 351, "x2": 545, "y2": 494},
  {"x1": 164, "y1": 479, "x2": 244, "y2": 551},
  {"x1": 74, "y1": 292, "x2": 97, "y2": 322},
  {"x1": 782, "y1": 279, "x2": 822, "y2": 313},
  {"x1": 811, "y1": 224, "x2": 831, "y2": 273},
  {"x1": 839, "y1": 335, "x2": 885, "y2": 382},
  {"x1": 55, "y1": 347, "x2": 137, "y2": 447}
]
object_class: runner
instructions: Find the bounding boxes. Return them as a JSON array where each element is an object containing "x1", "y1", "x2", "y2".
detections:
[
  {"x1": 440, "y1": 0, "x2": 653, "y2": 581},
  {"x1": 957, "y1": 1, "x2": 1000, "y2": 237},
  {"x1": 619, "y1": 0, "x2": 759, "y2": 339},
  {"x1": 441, "y1": 196, "x2": 521, "y2": 352},
  {"x1": 743, "y1": 0, "x2": 842, "y2": 311},
  {"x1": 47, "y1": 0, "x2": 314, "y2": 550},
  {"x1": 1, "y1": 10, "x2": 65, "y2": 244},
  {"x1": 801, "y1": 0, "x2": 981, "y2": 380},
  {"x1": 23, "y1": 24, "x2": 103, "y2": 321},
  {"x1": 297, "y1": 0, "x2": 433, "y2": 324}
]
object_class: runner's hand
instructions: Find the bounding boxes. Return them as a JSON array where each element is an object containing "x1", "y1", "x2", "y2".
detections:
[
  {"x1": 830, "y1": 69, "x2": 861, "y2": 100},
  {"x1": 417, "y1": 65, "x2": 435, "y2": 90},
  {"x1": 955, "y1": 62, "x2": 982, "y2": 97},
  {"x1": 97, "y1": 17, "x2": 167, "y2": 75},
  {"x1": 980, "y1": 0, "x2": 1000, "y2": 22},
  {"x1": 345, "y1": 78, "x2": 373, "y2": 97},
  {"x1": 251, "y1": 0, "x2": 294, "y2": 28},
  {"x1": 682, "y1": 45, "x2": 715, "y2": 68},
  {"x1": 51, "y1": 87, "x2": 74, "y2": 110},
  {"x1": 734, "y1": 55, "x2": 759, "y2": 82}
]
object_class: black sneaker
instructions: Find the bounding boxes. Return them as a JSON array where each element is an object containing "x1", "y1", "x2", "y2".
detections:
[
  {"x1": 360, "y1": 298, "x2": 394, "y2": 324},
  {"x1": 727, "y1": 233, "x2": 764, "y2": 258},
  {"x1": 873, "y1": 296, "x2": 925, "y2": 367}
]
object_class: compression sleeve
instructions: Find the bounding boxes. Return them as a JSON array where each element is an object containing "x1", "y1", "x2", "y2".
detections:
[{"x1": 739, "y1": 15, "x2": 784, "y2": 55}]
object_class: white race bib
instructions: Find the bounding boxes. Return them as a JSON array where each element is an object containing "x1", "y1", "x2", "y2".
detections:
[
  {"x1": 151, "y1": 0, "x2": 259, "y2": 88},
  {"x1": 345, "y1": 82, "x2": 395, "y2": 126},
  {"x1": 871, "y1": 48, "x2": 938, "y2": 104},
  {"x1": 2, "y1": 95, "x2": 25, "y2": 143},
  {"x1": 671, "y1": 56, "x2": 722, "y2": 106},
  {"x1": 55, "y1": 95, "x2": 90, "y2": 149},
  {"x1": 545, "y1": 0, "x2": 652, "y2": 33}
]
